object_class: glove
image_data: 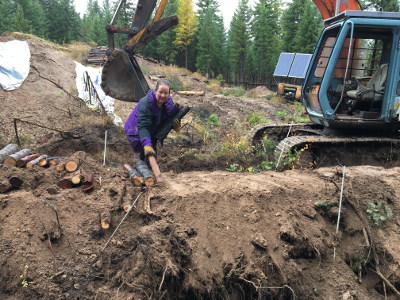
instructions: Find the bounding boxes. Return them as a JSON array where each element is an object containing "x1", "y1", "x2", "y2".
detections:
[
  {"x1": 144, "y1": 146, "x2": 156, "y2": 157},
  {"x1": 173, "y1": 119, "x2": 181, "y2": 131}
]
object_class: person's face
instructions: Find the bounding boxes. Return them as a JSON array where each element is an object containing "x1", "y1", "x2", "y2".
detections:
[{"x1": 155, "y1": 85, "x2": 169, "y2": 104}]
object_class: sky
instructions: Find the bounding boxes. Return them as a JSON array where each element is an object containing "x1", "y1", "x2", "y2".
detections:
[{"x1": 73, "y1": 0, "x2": 258, "y2": 29}]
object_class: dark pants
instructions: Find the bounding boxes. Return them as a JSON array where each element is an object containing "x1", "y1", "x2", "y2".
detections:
[{"x1": 139, "y1": 139, "x2": 157, "y2": 168}]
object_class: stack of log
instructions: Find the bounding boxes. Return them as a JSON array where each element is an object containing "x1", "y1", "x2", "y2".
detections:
[
  {"x1": 0, "y1": 144, "x2": 99, "y2": 193},
  {"x1": 134, "y1": 54, "x2": 159, "y2": 64},
  {"x1": 86, "y1": 46, "x2": 107, "y2": 65},
  {"x1": 124, "y1": 161, "x2": 155, "y2": 187}
]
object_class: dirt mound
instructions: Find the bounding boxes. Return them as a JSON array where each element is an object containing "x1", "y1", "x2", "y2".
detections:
[
  {"x1": 249, "y1": 85, "x2": 274, "y2": 97},
  {"x1": 1, "y1": 164, "x2": 400, "y2": 299}
]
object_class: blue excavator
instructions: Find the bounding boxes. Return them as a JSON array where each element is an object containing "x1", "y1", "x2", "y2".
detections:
[{"x1": 248, "y1": 0, "x2": 400, "y2": 166}]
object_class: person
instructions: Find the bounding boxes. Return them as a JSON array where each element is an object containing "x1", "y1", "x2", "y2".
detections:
[{"x1": 124, "y1": 79, "x2": 181, "y2": 166}]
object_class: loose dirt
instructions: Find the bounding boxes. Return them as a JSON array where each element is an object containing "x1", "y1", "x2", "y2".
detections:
[{"x1": 1, "y1": 37, "x2": 400, "y2": 300}]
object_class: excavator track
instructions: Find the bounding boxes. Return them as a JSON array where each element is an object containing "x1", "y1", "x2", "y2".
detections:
[{"x1": 248, "y1": 123, "x2": 400, "y2": 167}]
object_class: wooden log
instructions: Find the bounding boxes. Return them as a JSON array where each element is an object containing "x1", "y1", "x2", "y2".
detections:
[
  {"x1": 66, "y1": 151, "x2": 86, "y2": 172},
  {"x1": 48, "y1": 157, "x2": 67, "y2": 166},
  {"x1": 124, "y1": 164, "x2": 144, "y2": 186},
  {"x1": 0, "y1": 180, "x2": 12, "y2": 193},
  {"x1": 26, "y1": 155, "x2": 47, "y2": 169},
  {"x1": 16, "y1": 153, "x2": 40, "y2": 167},
  {"x1": 135, "y1": 161, "x2": 155, "y2": 186},
  {"x1": 3, "y1": 149, "x2": 31, "y2": 166},
  {"x1": 100, "y1": 210, "x2": 111, "y2": 229},
  {"x1": 39, "y1": 156, "x2": 50, "y2": 167},
  {"x1": 156, "y1": 106, "x2": 190, "y2": 142},
  {"x1": 9, "y1": 177, "x2": 23, "y2": 187},
  {"x1": 122, "y1": 200, "x2": 131, "y2": 212},
  {"x1": 176, "y1": 91, "x2": 204, "y2": 96},
  {"x1": 0, "y1": 143, "x2": 19, "y2": 163},
  {"x1": 55, "y1": 161, "x2": 67, "y2": 171},
  {"x1": 71, "y1": 170, "x2": 83, "y2": 185},
  {"x1": 59, "y1": 177, "x2": 73, "y2": 189}
]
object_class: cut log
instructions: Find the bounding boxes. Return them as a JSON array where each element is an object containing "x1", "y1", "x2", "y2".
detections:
[
  {"x1": 48, "y1": 157, "x2": 67, "y2": 166},
  {"x1": 55, "y1": 161, "x2": 67, "y2": 171},
  {"x1": 71, "y1": 170, "x2": 83, "y2": 185},
  {"x1": 176, "y1": 91, "x2": 204, "y2": 96},
  {"x1": 59, "y1": 177, "x2": 73, "y2": 189},
  {"x1": 66, "y1": 151, "x2": 86, "y2": 172},
  {"x1": 156, "y1": 106, "x2": 190, "y2": 142},
  {"x1": 124, "y1": 164, "x2": 144, "y2": 186},
  {"x1": 16, "y1": 153, "x2": 40, "y2": 167},
  {"x1": 100, "y1": 210, "x2": 111, "y2": 229},
  {"x1": 0, "y1": 143, "x2": 19, "y2": 163},
  {"x1": 9, "y1": 177, "x2": 23, "y2": 187},
  {"x1": 3, "y1": 149, "x2": 31, "y2": 166},
  {"x1": 135, "y1": 161, "x2": 154, "y2": 186},
  {"x1": 39, "y1": 156, "x2": 50, "y2": 167},
  {"x1": 122, "y1": 200, "x2": 131, "y2": 212},
  {"x1": 26, "y1": 155, "x2": 47, "y2": 168},
  {"x1": 0, "y1": 180, "x2": 12, "y2": 193}
]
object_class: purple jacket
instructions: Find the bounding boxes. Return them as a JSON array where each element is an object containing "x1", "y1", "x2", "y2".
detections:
[{"x1": 124, "y1": 89, "x2": 174, "y2": 154}]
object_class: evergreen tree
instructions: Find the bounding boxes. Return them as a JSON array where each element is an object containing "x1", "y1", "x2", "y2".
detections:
[
  {"x1": 280, "y1": 0, "x2": 306, "y2": 53},
  {"x1": 293, "y1": 0, "x2": 321, "y2": 53},
  {"x1": 251, "y1": 0, "x2": 281, "y2": 80},
  {"x1": 0, "y1": 0, "x2": 16, "y2": 35},
  {"x1": 364, "y1": 0, "x2": 399, "y2": 12},
  {"x1": 112, "y1": 0, "x2": 135, "y2": 48},
  {"x1": 13, "y1": 4, "x2": 31, "y2": 33},
  {"x1": 229, "y1": 0, "x2": 251, "y2": 82},
  {"x1": 173, "y1": 0, "x2": 198, "y2": 69},
  {"x1": 157, "y1": 0, "x2": 179, "y2": 64}
]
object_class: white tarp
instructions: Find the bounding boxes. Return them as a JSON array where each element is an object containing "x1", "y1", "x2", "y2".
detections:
[
  {"x1": 74, "y1": 61, "x2": 122, "y2": 126},
  {"x1": 0, "y1": 40, "x2": 31, "y2": 91}
]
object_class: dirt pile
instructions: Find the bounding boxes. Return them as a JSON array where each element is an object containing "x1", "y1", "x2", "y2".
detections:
[{"x1": 1, "y1": 163, "x2": 400, "y2": 299}]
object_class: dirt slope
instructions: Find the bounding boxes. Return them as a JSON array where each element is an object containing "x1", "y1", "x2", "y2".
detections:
[{"x1": 1, "y1": 164, "x2": 400, "y2": 299}]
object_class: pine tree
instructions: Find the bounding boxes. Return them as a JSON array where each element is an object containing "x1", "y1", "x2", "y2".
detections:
[
  {"x1": 157, "y1": 0, "x2": 179, "y2": 64},
  {"x1": 281, "y1": 0, "x2": 306, "y2": 53},
  {"x1": 365, "y1": 0, "x2": 399, "y2": 12},
  {"x1": 13, "y1": 4, "x2": 31, "y2": 33},
  {"x1": 229, "y1": 0, "x2": 251, "y2": 82},
  {"x1": 0, "y1": 0, "x2": 16, "y2": 35},
  {"x1": 173, "y1": 0, "x2": 198, "y2": 69},
  {"x1": 251, "y1": 0, "x2": 281, "y2": 80}
]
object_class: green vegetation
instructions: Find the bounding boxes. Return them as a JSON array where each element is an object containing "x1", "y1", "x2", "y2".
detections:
[
  {"x1": 247, "y1": 112, "x2": 269, "y2": 126},
  {"x1": 314, "y1": 200, "x2": 339, "y2": 208},
  {"x1": 12, "y1": 135, "x2": 32, "y2": 149},
  {"x1": 233, "y1": 86, "x2": 245, "y2": 97},
  {"x1": 169, "y1": 76, "x2": 183, "y2": 91},
  {"x1": 366, "y1": 200, "x2": 393, "y2": 226},
  {"x1": 207, "y1": 114, "x2": 220, "y2": 126},
  {"x1": 277, "y1": 110, "x2": 287, "y2": 120}
]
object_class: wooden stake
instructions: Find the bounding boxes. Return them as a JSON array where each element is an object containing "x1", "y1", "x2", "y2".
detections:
[
  {"x1": 16, "y1": 153, "x2": 39, "y2": 167},
  {"x1": 3, "y1": 149, "x2": 31, "y2": 166},
  {"x1": 66, "y1": 151, "x2": 86, "y2": 172},
  {"x1": 27, "y1": 155, "x2": 47, "y2": 168},
  {"x1": 0, "y1": 143, "x2": 19, "y2": 163},
  {"x1": 101, "y1": 210, "x2": 111, "y2": 229}
]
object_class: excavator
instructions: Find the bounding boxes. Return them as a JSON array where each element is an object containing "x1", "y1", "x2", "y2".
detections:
[{"x1": 247, "y1": 0, "x2": 400, "y2": 167}]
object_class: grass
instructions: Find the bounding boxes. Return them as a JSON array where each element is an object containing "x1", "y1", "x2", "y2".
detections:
[
  {"x1": 247, "y1": 112, "x2": 269, "y2": 126},
  {"x1": 207, "y1": 114, "x2": 220, "y2": 126}
]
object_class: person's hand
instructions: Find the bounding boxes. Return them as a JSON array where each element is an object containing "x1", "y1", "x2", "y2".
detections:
[
  {"x1": 173, "y1": 119, "x2": 181, "y2": 131},
  {"x1": 144, "y1": 146, "x2": 156, "y2": 157}
]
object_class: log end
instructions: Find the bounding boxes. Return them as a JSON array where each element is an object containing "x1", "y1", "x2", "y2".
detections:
[
  {"x1": 26, "y1": 163, "x2": 33, "y2": 169},
  {"x1": 16, "y1": 161, "x2": 25, "y2": 168},
  {"x1": 101, "y1": 221, "x2": 110, "y2": 229},
  {"x1": 71, "y1": 175, "x2": 82, "y2": 185},
  {"x1": 39, "y1": 158, "x2": 48, "y2": 167},
  {"x1": 3, "y1": 157, "x2": 16, "y2": 167},
  {"x1": 59, "y1": 179, "x2": 73, "y2": 189},
  {"x1": 0, "y1": 184, "x2": 11, "y2": 193},
  {"x1": 10, "y1": 177, "x2": 23, "y2": 187},
  {"x1": 123, "y1": 203, "x2": 131, "y2": 212},
  {"x1": 65, "y1": 161, "x2": 78, "y2": 172},
  {"x1": 144, "y1": 177, "x2": 155, "y2": 187},
  {"x1": 133, "y1": 176, "x2": 144, "y2": 186}
]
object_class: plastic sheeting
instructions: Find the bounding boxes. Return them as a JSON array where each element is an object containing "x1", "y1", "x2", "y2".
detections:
[
  {"x1": 0, "y1": 40, "x2": 31, "y2": 91},
  {"x1": 75, "y1": 61, "x2": 123, "y2": 126}
]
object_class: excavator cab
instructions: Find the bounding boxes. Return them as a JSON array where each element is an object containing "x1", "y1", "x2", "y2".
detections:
[
  {"x1": 303, "y1": 11, "x2": 400, "y2": 130},
  {"x1": 100, "y1": 0, "x2": 178, "y2": 102}
]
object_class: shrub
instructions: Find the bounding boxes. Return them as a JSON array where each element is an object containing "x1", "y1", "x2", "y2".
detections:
[
  {"x1": 207, "y1": 114, "x2": 220, "y2": 126},
  {"x1": 277, "y1": 110, "x2": 287, "y2": 120},
  {"x1": 169, "y1": 76, "x2": 183, "y2": 91},
  {"x1": 366, "y1": 200, "x2": 393, "y2": 226},
  {"x1": 233, "y1": 86, "x2": 245, "y2": 97}
]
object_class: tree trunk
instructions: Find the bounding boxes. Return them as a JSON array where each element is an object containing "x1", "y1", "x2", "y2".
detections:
[
  {"x1": 0, "y1": 144, "x2": 19, "y2": 163},
  {"x1": 48, "y1": 157, "x2": 67, "y2": 166},
  {"x1": 135, "y1": 160, "x2": 154, "y2": 186},
  {"x1": 59, "y1": 177, "x2": 73, "y2": 189},
  {"x1": 124, "y1": 164, "x2": 144, "y2": 186},
  {"x1": 9, "y1": 176, "x2": 23, "y2": 187},
  {"x1": 185, "y1": 45, "x2": 188, "y2": 70},
  {"x1": 3, "y1": 149, "x2": 31, "y2": 166},
  {"x1": 27, "y1": 155, "x2": 47, "y2": 168},
  {"x1": 17, "y1": 153, "x2": 40, "y2": 167},
  {"x1": 66, "y1": 151, "x2": 86, "y2": 172},
  {"x1": 100, "y1": 210, "x2": 111, "y2": 229}
]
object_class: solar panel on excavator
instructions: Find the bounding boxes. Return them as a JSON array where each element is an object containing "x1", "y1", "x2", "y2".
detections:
[
  {"x1": 273, "y1": 53, "x2": 295, "y2": 77},
  {"x1": 288, "y1": 54, "x2": 312, "y2": 78}
]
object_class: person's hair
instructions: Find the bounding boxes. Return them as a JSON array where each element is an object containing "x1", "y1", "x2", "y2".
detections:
[{"x1": 155, "y1": 79, "x2": 171, "y2": 93}]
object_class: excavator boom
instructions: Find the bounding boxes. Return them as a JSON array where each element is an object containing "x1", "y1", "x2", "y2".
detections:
[
  {"x1": 312, "y1": 0, "x2": 362, "y2": 20},
  {"x1": 101, "y1": 0, "x2": 178, "y2": 102}
]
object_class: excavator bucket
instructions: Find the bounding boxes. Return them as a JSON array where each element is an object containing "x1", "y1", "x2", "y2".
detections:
[{"x1": 100, "y1": 50, "x2": 149, "y2": 102}]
